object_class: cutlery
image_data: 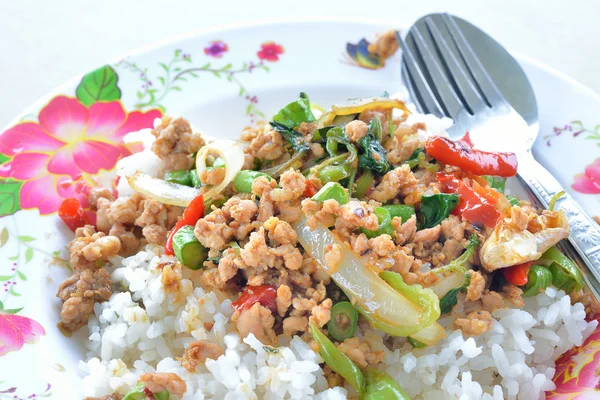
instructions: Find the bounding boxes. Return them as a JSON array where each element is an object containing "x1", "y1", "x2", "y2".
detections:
[{"x1": 397, "y1": 13, "x2": 600, "y2": 298}]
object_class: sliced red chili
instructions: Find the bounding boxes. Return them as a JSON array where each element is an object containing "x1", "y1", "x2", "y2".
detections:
[
  {"x1": 503, "y1": 262, "x2": 534, "y2": 286},
  {"x1": 165, "y1": 194, "x2": 204, "y2": 256},
  {"x1": 232, "y1": 285, "x2": 278, "y2": 314},
  {"x1": 437, "y1": 172, "x2": 501, "y2": 228},
  {"x1": 58, "y1": 198, "x2": 88, "y2": 232},
  {"x1": 426, "y1": 135, "x2": 518, "y2": 177},
  {"x1": 302, "y1": 180, "x2": 317, "y2": 198}
]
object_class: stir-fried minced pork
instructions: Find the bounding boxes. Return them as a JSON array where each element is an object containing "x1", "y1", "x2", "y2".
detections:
[
  {"x1": 152, "y1": 116, "x2": 205, "y2": 173},
  {"x1": 139, "y1": 372, "x2": 187, "y2": 397},
  {"x1": 179, "y1": 340, "x2": 224, "y2": 372},
  {"x1": 455, "y1": 310, "x2": 495, "y2": 336},
  {"x1": 57, "y1": 268, "x2": 112, "y2": 332},
  {"x1": 58, "y1": 97, "x2": 596, "y2": 399}
]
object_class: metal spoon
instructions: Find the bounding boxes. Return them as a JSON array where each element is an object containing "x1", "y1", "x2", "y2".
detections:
[{"x1": 399, "y1": 13, "x2": 600, "y2": 298}]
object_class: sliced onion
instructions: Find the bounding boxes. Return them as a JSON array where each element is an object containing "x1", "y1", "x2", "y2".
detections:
[
  {"x1": 195, "y1": 139, "x2": 245, "y2": 200},
  {"x1": 127, "y1": 171, "x2": 202, "y2": 206},
  {"x1": 317, "y1": 97, "x2": 411, "y2": 127},
  {"x1": 260, "y1": 151, "x2": 305, "y2": 178}
]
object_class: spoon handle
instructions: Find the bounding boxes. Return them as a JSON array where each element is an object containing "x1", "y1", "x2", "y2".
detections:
[{"x1": 518, "y1": 150, "x2": 600, "y2": 298}]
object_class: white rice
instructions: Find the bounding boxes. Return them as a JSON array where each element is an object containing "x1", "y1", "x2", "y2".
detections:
[{"x1": 79, "y1": 245, "x2": 597, "y2": 399}]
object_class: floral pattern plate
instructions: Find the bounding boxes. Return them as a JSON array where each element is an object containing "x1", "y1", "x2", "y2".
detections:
[{"x1": 0, "y1": 20, "x2": 599, "y2": 399}]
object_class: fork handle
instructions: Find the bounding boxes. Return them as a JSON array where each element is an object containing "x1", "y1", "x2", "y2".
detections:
[{"x1": 517, "y1": 150, "x2": 600, "y2": 297}]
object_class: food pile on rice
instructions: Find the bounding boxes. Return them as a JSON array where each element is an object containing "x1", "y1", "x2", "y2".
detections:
[{"x1": 54, "y1": 87, "x2": 598, "y2": 400}]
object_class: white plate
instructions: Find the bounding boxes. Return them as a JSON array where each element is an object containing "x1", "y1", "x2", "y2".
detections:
[{"x1": 0, "y1": 19, "x2": 599, "y2": 398}]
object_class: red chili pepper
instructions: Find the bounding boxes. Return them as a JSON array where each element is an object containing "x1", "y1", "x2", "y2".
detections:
[
  {"x1": 426, "y1": 136, "x2": 518, "y2": 177},
  {"x1": 437, "y1": 172, "x2": 501, "y2": 228},
  {"x1": 302, "y1": 181, "x2": 317, "y2": 198},
  {"x1": 165, "y1": 194, "x2": 205, "y2": 256},
  {"x1": 58, "y1": 198, "x2": 90, "y2": 231},
  {"x1": 232, "y1": 285, "x2": 278, "y2": 314},
  {"x1": 503, "y1": 262, "x2": 534, "y2": 286},
  {"x1": 143, "y1": 388, "x2": 156, "y2": 400}
]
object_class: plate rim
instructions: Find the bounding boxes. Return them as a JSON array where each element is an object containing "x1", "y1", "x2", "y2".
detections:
[{"x1": 2, "y1": 17, "x2": 598, "y2": 133}]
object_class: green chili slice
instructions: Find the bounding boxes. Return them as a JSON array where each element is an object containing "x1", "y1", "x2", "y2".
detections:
[
  {"x1": 522, "y1": 265, "x2": 553, "y2": 297},
  {"x1": 310, "y1": 322, "x2": 365, "y2": 392},
  {"x1": 540, "y1": 246, "x2": 584, "y2": 293},
  {"x1": 233, "y1": 170, "x2": 272, "y2": 193},
  {"x1": 354, "y1": 170, "x2": 374, "y2": 199},
  {"x1": 172, "y1": 226, "x2": 207, "y2": 270},
  {"x1": 360, "y1": 207, "x2": 394, "y2": 239},
  {"x1": 327, "y1": 301, "x2": 359, "y2": 341},
  {"x1": 312, "y1": 182, "x2": 349, "y2": 205},
  {"x1": 363, "y1": 368, "x2": 411, "y2": 400},
  {"x1": 164, "y1": 170, "x2": 193, "y2": 187}
]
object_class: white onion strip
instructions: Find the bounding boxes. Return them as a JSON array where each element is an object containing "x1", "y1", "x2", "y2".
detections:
[
  {"x1": 195, "y1": 139, "x2": 245, "y2": 200},
  {"x1": 127, "y1": 172, "x2": 202, "y2": 207}
]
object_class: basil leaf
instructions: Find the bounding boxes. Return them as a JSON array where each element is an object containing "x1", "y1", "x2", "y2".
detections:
[
  {"x1": 439, "y1": 273, "x2": 471, "y2": 314},
  {"x1": 272, "y1": 92, "x2": 316, "y2": 128},
  {"x1": 270, "y1": 121, "x2": 310, "y2": 153},
  {"x1": 420, "y1": 193, "x2": 460, "y2": 229},
  {"x1": 483, "y1": 176, "x2": 506, "y2": 193},
  {"x1": 403, "y1": 148, "x2": 426, "y2": 170},
  {"x1": 357, "y1": 118, "x2": 391, "y2": 175},
  {"x1": 326, "y1": 127, "x2": 358, "y2": 163},
  {"x1": 154, "y1": 390, "x2": 170, "y2": 400}
]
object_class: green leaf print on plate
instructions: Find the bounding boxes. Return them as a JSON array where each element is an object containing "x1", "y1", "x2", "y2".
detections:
[{"x1": 75, "y1": 65, "x2": 122, "y2": 106}]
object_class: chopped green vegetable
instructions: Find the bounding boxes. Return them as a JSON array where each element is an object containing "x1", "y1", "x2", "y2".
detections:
[
  {"x1": 358, "y1": 118, "x2": 391, "y2": 175},
  {"x1": 429, "y1": 234, "x2": 480, "y2": 313},
  {"x1": 190, "y1": 169, "x2": 203, "y2": 188},
  {"x1": 154, "y1": 391, "x2": 170, "y2": 400},
  {"x1": 360, "y1": 205, "x2": 416, "y2": 239},
  {"x1": 383, "y1": 204, "x2": 416, "y2": 223},
  {"x1": 272, "y1": 92, "x2": 316, "y2": 128},
  {"x1": 310, "y1": 322, "x2": 365, "y2": 392},
  {"x1": 354, "y1": 170, "x2": 374, "y2": 199},
  {"x1": 164, "y1": 170, "x2": 193, "y2": 187},
  {"x1": 419, "y1": 193, "x2": 459, "y2": 229},
  {"x1": 270, "y1": 121, "x2": 310, "y2": 153},
  {"x1": 295, "y1": 216, "x2": 444, "y2": 342},
  {"x1": 363, "y1": 368, "x2": 411, "y2": 400},
  {"x1": 318, "y1": 164, "x2": 352, "y2": 183},
  {"x1": 541, "y1": 247, "x2": 584, "y2": 293},
  {"x1": 549, "y1": 190, "x2": 566, "y2": 211},
  {"x1": 312, "y1": 182, "x2": 349, "y2": 205},
  {"x1": 172, "y1": 226, "x2": 207, "y2": 270},
  {"x1": 123, "y1": 383, "x2": 146, "y2": 400},
  {"x1": 327, "y1": 301, "x2": 359, "y2": 341},
  {"x1": 326, "y1": 127, "x2": 358, "y2": 163},
  {"x1": 507, "y1": 195, "x2": 521, "y2": 207},
  {"x1": 483, "y1": 176, "x2": 506, "y2": 193},
  {"x1": 403, "y1": 148, "x2": 426, "y2": 170},
  {"x1": 379, "y1": 271, "x2": 441, "y2": 330},
  {"x1": 233, "y1": 170, "x2": 272, "y2": 193},
  {"x1": 522, "y1": 265, "x2": 553, "y2": 297},
  {"x1": 439, "y1": 273, "x2": 471, "y2": 314},
  {"x1": 361, "y1": 207, "x2": 394, "y2": 239}
]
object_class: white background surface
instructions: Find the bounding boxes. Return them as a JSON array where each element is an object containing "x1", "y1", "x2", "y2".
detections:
[{"x1": 0, "y1": 0, "x2": 598, "y2": 128}]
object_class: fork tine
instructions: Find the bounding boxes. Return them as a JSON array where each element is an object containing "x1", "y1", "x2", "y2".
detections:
[
  {"x1": 423, "y1": 17, "x2": 488, "y2": 114},
  {"x1": 442, "y1": 13, "x2": 507, "y2": 106},
  {"x1": 396, "y1": 31, "x2": 444, "y2": 116},
  {"x1": 408, "y1": 26, "x2": 464, "y2": 120}
]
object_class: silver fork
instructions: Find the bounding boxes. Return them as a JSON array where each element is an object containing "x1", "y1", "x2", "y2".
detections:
[{"x1": 397, "y1": 13, "x2": 600, "y2": 298}]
